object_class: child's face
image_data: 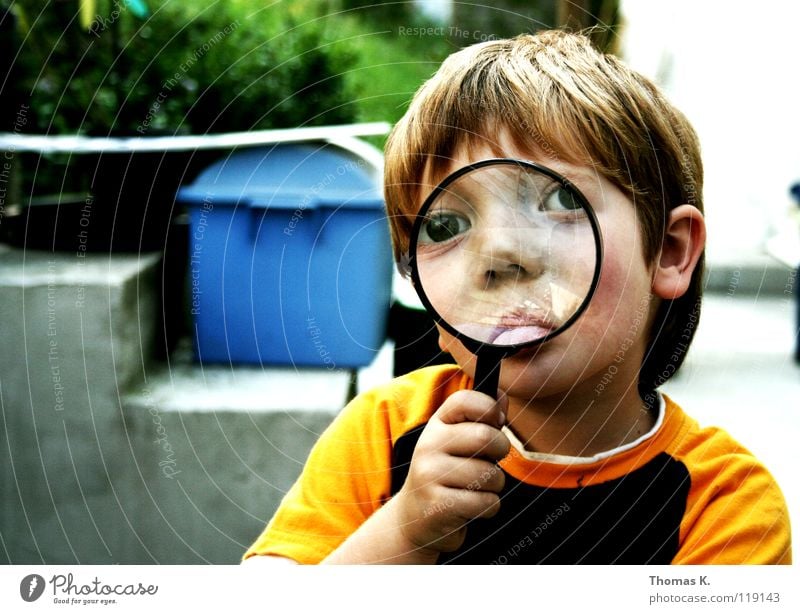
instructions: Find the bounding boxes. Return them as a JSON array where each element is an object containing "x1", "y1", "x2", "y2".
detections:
[
  {"x1": 414, "y1": 161, "x2": 598, "y2": 348},
  {"x1": 423, "y1": 136, "x2": 657, "y2": 402}
]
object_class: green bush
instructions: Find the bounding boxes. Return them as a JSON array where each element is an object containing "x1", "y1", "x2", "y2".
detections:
[
  {"x1": 5, "y1": 1, "x2": 460, "y2": 196},
  {"x1": 11, "y1": 0, "x2": 357, "y2": 135}
]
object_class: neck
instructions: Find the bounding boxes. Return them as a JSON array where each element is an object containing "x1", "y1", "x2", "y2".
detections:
[{"x1": 505, "y1": 375, "x2": 655, "y2": 458}]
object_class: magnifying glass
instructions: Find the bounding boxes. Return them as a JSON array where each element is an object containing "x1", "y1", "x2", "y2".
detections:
[{"x1": 408, "y1": 159, "x2": 603, "y2": 399}]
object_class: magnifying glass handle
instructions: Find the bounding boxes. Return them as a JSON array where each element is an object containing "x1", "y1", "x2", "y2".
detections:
[{"x1": 473, "y1": 352, "x2": 502, "y2": 399}]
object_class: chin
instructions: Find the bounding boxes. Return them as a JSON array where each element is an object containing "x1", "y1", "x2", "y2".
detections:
[
  {"x1": 497, "y1": 353, "x2": 558, "y2": 397},
  {"x1": 497, "y1": 349, "x2": 599, "y2": 401}
]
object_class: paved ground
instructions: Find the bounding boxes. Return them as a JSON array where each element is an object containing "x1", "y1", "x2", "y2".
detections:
[{"x1": 662, "y1": 292, "x2": 800, "y2": 556}]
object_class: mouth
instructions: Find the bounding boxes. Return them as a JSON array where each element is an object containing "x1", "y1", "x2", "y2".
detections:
[
  {"x1": 490, "y1": 324, "x2": 554, "y2": 345},
  {"x1": 456, "y1": 302, "x2": 558, "y2": 346},
  {"x1": 490, "y1": 311, "x2": 556, "y2": 343}
]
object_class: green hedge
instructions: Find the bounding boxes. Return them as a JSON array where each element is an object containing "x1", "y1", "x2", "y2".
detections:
[{"x1": 10, "y1": 1, "x2": 362, "y2": 135}]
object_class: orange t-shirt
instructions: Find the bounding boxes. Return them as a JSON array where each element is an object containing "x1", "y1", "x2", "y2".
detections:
[{"x1": 244, "y1": 365, "x2": 791, "y2": 564}]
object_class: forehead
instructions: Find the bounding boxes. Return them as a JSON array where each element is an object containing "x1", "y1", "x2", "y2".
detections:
[{"x1": 419, "y1": 131, "x2": 604, "y2": 208}]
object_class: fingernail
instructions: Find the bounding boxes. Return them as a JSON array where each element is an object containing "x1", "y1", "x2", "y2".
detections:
[{"x1": 499, "y1": 411, "x2": 506, "y2": 427}]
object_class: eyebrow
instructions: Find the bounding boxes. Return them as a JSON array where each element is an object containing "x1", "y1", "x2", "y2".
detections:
[{"x1": 550, "y1": 165, "x2": 600, "y2": 186}]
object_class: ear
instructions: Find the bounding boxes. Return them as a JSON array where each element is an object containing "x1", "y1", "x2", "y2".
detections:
[{"x1": 651, "y1": 205, "x2": 706, "y2": 300}]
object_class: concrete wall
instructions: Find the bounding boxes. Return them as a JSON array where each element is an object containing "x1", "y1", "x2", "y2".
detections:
[
  {"x1": 0, "y1": 247, "x2": 344, "y2": 563},
  {"x1": 120, "y1": 366, "x2": 345, "y2": 563}
]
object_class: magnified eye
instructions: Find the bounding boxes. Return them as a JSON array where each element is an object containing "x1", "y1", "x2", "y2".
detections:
[
  {"x1": 543, "y1": 186, "x2": 581, "y2": 212},
  {"x1": 419, "y1": 212, "x2": 471, "y2": 244}
]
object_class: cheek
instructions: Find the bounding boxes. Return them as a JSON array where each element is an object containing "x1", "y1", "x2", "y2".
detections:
[
  {"x1": 594, "y1": 215, "x2": 653, "y2": 303},
  {"x1": 437, "y1": 328, "x2": 477, "y2": 371},
  {"x1": 596, "y1": 256, "x2": 639, "y2": 303},
  {"x1": 437, "y1": 327, "x2": 463, "y2": 355},
  {"x1": 416, "y1": 252, "x2": 463, "y2": 319},
  {"x1": 571, "y1": 248, "x2": 654, "y2": 357}
]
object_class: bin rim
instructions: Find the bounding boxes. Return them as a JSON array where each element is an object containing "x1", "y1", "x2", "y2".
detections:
[{"x1": 177, "y1": 186, "x2": 384, "y2": 210}]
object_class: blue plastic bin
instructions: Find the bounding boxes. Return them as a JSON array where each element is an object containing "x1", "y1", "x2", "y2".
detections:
[{"x1": 176, "y1": 142, "x2": 393, "y2": 368}]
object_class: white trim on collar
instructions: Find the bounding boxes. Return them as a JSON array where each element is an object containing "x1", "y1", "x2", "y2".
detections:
[{"x1": 501, "y1": 393, "x2": 666, "y2": 465}]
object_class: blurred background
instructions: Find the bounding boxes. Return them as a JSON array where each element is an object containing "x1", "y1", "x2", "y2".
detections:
[{"x1": 0, "y1": 0, "x2": 797, "y2": 564}]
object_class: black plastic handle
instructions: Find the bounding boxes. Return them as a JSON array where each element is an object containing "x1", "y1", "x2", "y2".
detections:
[{"x1": 473, "y1": 351, "x2": 503, "y2": 399}]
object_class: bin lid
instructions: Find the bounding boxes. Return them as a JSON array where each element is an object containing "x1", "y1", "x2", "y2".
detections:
[{"x1": 176, "y1": 142, "x2": 383, "y2": 210}]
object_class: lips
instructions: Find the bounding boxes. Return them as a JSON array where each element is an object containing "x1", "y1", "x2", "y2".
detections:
[
  {"x1": 491, "y1": 307, "x2": 556, "y2": 344},
  {"x1": 455, "y1": 305, "x2": 557, "y2": 346},
  {"x1": 492, "y1": 324, "x2": 554, "y2": 345}
]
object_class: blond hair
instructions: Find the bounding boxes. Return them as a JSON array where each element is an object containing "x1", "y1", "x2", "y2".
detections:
[{"x1": 383, "y1": 30, "x2": 704, "y2": 393}]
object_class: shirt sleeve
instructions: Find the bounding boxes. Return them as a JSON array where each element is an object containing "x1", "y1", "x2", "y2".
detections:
[
  {"x1": 673, "y1": 434, "x2": 792, "y2": 565},
  {"x1": 242, "y1": 387, "x2": 396, "y2": 564}
]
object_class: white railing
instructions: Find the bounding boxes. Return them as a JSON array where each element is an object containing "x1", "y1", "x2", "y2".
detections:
[{"x1": 0, "y1": 122, "x2": 391, "y2": 153}]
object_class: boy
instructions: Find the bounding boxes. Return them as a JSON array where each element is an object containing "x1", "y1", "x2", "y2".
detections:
[{"x1": 244, "y1": 30, "x2": 791, "y2": 564}]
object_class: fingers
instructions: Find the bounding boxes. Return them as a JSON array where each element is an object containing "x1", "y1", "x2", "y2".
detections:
[
  {"x1": 453, "y1": 489, "x2": 502, "y2": 521},
  {"x1": 426, "y1": 390, "x2": 510, "y2": 462},
  {"x1": 435, "y1": 390, "x2": 507, "y2": 429},
  {"x1": 421, "y1": 420, "x2": 510, "y2": 462},
  {"x1": 415, "y1": 456, "x2": 506, "y2": 493},
  {"x1": 395, "y1": 389, "x2": 512, "y2": 553},
  {"x1": 426, "y1": 485, "x2": 503, "y2": 522}
]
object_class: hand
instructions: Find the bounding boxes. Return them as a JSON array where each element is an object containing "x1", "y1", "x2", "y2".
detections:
[{"x1": 393, "y1": 390, "x2": 510, "y2": 555}]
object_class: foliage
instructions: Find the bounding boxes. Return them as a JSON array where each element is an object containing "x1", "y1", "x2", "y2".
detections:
[
  {"x1": 6, "y1": 0, "x2": 621, "y2": 139},
  {"x1": 10, "y1": 0, "x2": 357, "y2": 135},
  {"x1": 333, "y1": 13, "x2": 452, "y2": 127},
  {"x1": 3, "y1": 1, "x2": 456, "y2": 195}
]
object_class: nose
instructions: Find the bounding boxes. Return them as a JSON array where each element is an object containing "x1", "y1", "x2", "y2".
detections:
[{"x1": 474, "y1": 223, "x2": 548, "y2": 286}]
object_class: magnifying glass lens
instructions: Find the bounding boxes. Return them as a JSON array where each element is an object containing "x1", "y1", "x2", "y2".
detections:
[{"x1": 412, "y1": 160, "x2": 601, "y2": 351}]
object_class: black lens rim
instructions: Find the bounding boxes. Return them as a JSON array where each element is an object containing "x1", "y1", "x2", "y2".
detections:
[{"x1": 408, "y1": 158, "x2": 604, "y2": 357}]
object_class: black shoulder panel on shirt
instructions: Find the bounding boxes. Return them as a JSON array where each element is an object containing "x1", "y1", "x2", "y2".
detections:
[
  {"x1": 390, "y1": 423, "x2": 691, "y2": 564},
  {"x1": 390, "y1": 422, "x2": 426, "y2": 497}
]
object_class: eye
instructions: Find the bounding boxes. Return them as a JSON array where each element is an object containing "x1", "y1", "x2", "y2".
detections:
[
  {"x1": 543, "y1": 186, "x2": 581, "y2": 212},
  {"x1": 418, "y1": 212, "x2": 471, "y2": 244}
]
